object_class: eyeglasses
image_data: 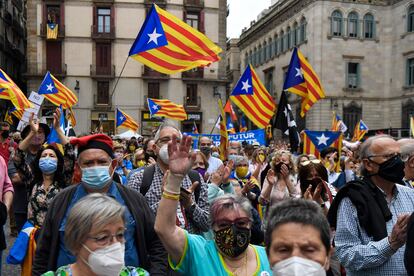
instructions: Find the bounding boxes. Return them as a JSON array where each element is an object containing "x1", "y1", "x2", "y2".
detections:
[
  {"x1": 88, "y1": 229, "x2": 126, "y2": 246},
  {"x1": 368, "y1": 152, "x2": 400, "y2": 160},
  {"x1": 300, "y1": 159, "x2": 322, "y2": 166},
  {"x1": 214, "y1": 218, "x2": 252, "y2": 230},
  {"x1": 156, "y1": 136, "x2": 181, "y2": 145}
]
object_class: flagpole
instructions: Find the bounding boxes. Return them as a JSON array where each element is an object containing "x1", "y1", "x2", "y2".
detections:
[
  {"x1": 209, "y1": 98, "x2": 228, "y2": 135},
  {"x1": 110, "y1": 56, "x2": 129, "y2": 102},
  {"x1": 114, "y1": 106, "x2": 117, "y2": 135}
]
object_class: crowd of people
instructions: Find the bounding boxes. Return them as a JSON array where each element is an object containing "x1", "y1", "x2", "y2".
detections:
[{"x1": 0, "y1": 110, "x2": 413, "y2": 275}]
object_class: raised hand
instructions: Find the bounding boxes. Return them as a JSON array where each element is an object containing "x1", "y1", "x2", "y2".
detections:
[
  {"x1": 29, "y1": 113, "x2": 39, "y2": 133},
  {"x1": 53, "y1": 107, "x2": 62, "y2": 130},
  {"x1": 211, "y1": 165, "x2": 225, "y2": 185},
  {"x1": 222, "y1": 160, "x2": 234, "y2": 184},
  {"x1": 168, "y1": 134, "x2": 195, "y2": 175},
  {"x1": 280, "y1": 163, "x2": 290, "y2": 179},
  {"x1": 266, "y1": 169, "x2": 277, "y2": 185}
]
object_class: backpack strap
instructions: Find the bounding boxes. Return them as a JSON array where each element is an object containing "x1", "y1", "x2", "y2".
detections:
[{"x1": 140, "y1": 165, "x2": 156, "y2": 196}]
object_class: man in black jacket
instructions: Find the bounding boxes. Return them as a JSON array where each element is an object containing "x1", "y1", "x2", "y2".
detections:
[{"x1": 32, "y1": 134, "x2": 167, "y2": 275}]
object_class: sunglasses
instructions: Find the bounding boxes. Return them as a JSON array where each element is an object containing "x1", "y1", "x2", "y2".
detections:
[{"x1": 300, "y1": 159, "x2": 322, "y2": 166}]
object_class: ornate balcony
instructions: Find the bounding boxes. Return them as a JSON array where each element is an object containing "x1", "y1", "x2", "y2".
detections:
[
  {"x1": 184, "y1": 96, "x2": 201, "y2": 110},
  {"x1": 182, "y1": 67, "x2": 204, "y2": 80},
  {"x1": 141, "y1": 66, "x2": 169, "y2": 80},
  {"x1": 91, "y1": 25, "x2": 115, "y2": 41},
  {"x1": 40, "y1": 23, "x2": 65, "y2": 39},
  {"x1": 90, "y1": 64, "x2": 115, "y2": 79}
]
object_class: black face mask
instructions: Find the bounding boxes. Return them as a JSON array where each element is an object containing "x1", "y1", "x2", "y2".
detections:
[
  {"x1": 145, "y1": 151, "x2": 157, "y2": 162},
  {"x1": 371, "y1": 155, "x2": 405, "y2": 183},
  {"x1": 214, "y1": 224, "x2": 250, "y2": 258},
  {"x1": 1, "y1": 130, "x2": 9, "y2": 139},
  {"x1": 200, "y1": 146, "x2": 211, "y2": 156}
]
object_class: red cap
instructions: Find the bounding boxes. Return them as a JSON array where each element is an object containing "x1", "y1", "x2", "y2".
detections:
[{"x1": 70, "y1": 134, "x2": 114, "y2": 158}]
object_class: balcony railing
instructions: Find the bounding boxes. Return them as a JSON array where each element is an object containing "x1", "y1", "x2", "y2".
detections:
[
  {"x1": 184, "y1": 0, "x2": 204, "y2": 6},
  {"x1": 40, "y1": 23, "x2": 65, "y2": 39},
  {"x1": 42, "y1": 63, "x2": 67, "y2": 77},
  {"x1": 92, "y1": 0, "x2": 113, "y2": 3},
  {"x1": 142, "y1": 66, "x2": 169, "y2": 79},
  {"x1": 144, "y1": 0, "x2": 166, "y2": 6},
  {"x1": 184, "y1": 96, "x2": 201, "y2": 109},
  {"x1": 90, "y1": 64, "x2": 115, "y2": 79},
  {"x1": 91, "y1": 25, "x2": 115, "y2": 40},
  {"x1": 94, "y1": 94, "x2": 112, "y2": 109},
  {"x1": 182, "y1": 67, "x2": 204, "y2": 79}
]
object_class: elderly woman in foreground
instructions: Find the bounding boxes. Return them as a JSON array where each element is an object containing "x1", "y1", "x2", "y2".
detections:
[
  {"x1": 154, "y1": 134, "x2": 270, "y2": 275},
  {"x1": 42, "y1": 194, "x2": 148, "y2": 276}
]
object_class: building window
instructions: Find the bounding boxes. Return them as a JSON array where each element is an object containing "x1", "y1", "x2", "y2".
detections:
[
  {"x1": 253, "y1": 48, "x2": 257, "y2": 66},
  {"x1": 263, "y1": 41, "x2": 268, "y2": 62},
  {"x1": 408, "y1": 5, "x2": 414, "y2": 32},
  {"x1": 287, "y1": 27, "x2": 292, "y2": 49},
  {"x1": 343, "y1": 102, "x2": 362, "y2": 136},
  {"x1": 47, "y1": 5, "x2": 61, "y2": 24},
  {"x1": 185, "y1": 12, "x2": 199, "y2": 30},
  {"x1": 300, "y1": 17, "x2": 306, "y2": 42},
  {"x1": 407, "y1": 58, "x2": 414, "y2": 86},
  {"x1": 148, "y1": 82, "x2": 160, "y2": 99},
  {"x1": 268, "y1": 38, "x2": 272, "y2": 59},
  {"x1": 97, "y1": 81, "x2": 109, "y2": 104},
  {"x1": 264, "y1": 68, "x2": 274, "y2": 96},
  {"x1": 96, "y1": 43, "x2": 111, "y2": 74},
  {"x1": 347, "y1": 62, "x2": 360, "y2": 89},
  {"x1": 363, "y1": 13, "x2": 375, "y2": 38},
  {"x1": 249, "y1": 50, "x2": 253, "y2": 65},
  {"x1": 274, "y1": 35, "x2": 278, "y2": 56},
  {"x1": 186, "y1": 84, "x2": 197, "y2": 106},
  {"x1": 293, "y1": 22, "x2": 298, "y2": 46},
  {"x1": 97, "y1": 8, "x2": 111, "y2": 33},
  {"x1": 348, "y1": 12, "x2": 359, "y2": 38},
  {"x1": 402, "y1": 99, "x2": 414, "y2": 128},
  {"x1": 331, "y1": 10, "x2": 343, "y2": 36}
]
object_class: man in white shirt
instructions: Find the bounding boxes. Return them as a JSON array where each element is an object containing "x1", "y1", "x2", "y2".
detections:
[{"x1": 198, "y1": 136, "x2": 222, "y2": 174}]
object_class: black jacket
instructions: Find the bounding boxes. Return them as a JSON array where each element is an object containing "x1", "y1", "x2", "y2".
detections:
[{"x1": 32, "y1": 182, "x2": 167, "y2": 275}]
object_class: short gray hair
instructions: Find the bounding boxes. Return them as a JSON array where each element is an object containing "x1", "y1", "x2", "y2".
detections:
[
  {"x1": 399, "y1": 139, "x2": 414, "y2": 162},
  {"x1": 359, "y1": 134, "x2": 394, "y2": 176},
  {"x1": 235, "y1": 155, "x2": 248, "y2": 166},
  {"x1": 210, "y1": 194, "x2": 252, "y2": 226},
  {"x1": 153, "y1": 120, "x2": 182, "y2": 142},
  {"x1": 64, "y1": 193, "x2": 125, "y2": 254}
]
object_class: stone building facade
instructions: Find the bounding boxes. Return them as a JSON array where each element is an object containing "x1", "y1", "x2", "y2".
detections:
[
  {"x1": 238, "y1": 0, "x2": 414, "y2": 138},
  {"x1": 25, "y1": 0, "x2": 227, "y2": 135}
]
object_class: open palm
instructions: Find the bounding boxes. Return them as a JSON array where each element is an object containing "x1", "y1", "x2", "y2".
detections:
[{"x1": 168, "y1": 134, "x2": 195, "y2": 175}]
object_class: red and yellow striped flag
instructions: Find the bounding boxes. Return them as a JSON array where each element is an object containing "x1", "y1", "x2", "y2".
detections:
[
  {"x1": 218, "y1": 99, "x2": 228, "y2": 161},
  {"x1": 129, "y1": 4, "x2": 222, "y2": 74},
  {"x1": 66, "y1": 106, "x2": 76, "y2": 127},
  {"x1": 116, "y1": 108, "x2": 139, "y2": 132},
  {"x1": 147, "y1": 98, "x2": 187, "y2": 121},
  {"x1": 283, "y1": 48, "x2": 325, "y2": 117},
  {"x1": 0, "y1": 69, "x2": 31, "y2": 111},
  {"x1": 46, "y1": 23, "x2": 58, "y2": 40},
  {"x1": 38, "y1": 72, "x2": 78, "y2": 108}
]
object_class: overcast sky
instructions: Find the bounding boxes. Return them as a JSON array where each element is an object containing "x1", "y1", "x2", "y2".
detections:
[{"x1": 226, "y1": 0, "x2": 271, "y2": 39}]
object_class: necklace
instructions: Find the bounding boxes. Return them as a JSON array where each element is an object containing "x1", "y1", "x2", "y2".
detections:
[{"x1": 222, "y1": 248, "x2": 248, "y2": 276}]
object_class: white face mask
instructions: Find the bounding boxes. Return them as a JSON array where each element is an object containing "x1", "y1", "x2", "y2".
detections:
[
  {"x1": 272, "y1": 256, "x2": 327, "y2": 276},
  {"x1": 82, "y1": 242, "x2": 125, "y2": 276},
  {"x1": 158, "y1": 144, "x2": 169, "y2": 164}
]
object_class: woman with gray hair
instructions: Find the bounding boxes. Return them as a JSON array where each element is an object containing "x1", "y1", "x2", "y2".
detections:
[
  {"x1": 42, "y1": 194, "x2": 149, "y2": 276},
  {"x1": 154, "y1": 134, "x2": 271, "y2": 275}
]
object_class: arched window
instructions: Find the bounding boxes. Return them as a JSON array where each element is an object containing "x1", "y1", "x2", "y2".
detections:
[
  {"x1": 293, "y1": 22, "x2": 299, "y2": 46},
  {"x1": 408, "y1": 5, "x2": 414, "y2": 32},
  {"x1": 249, "y1": 50, "x2": 253, "y2": 65},
  {"x1": 280, "y1": 30, "x2": 285, "y2": 52},
  {"x1": 348, "y1": 12, "x2": 359, "y2": 38},
  {"x1": 275, "y1": 34, "x2": 279, "y2": 55},
  {"x1": 287, "y1": 27, "x2": 292, "y2": 49},
  {"x1": 253, "y1": 47, "x2": 257, "y2": 66},
  {"x1": 363, "y1": 13, "x2": 375, "y2": 38},
  {"x1": 268, "y1": 38, "x2": 273, "y2": 58},
  {"x1": 300, "y1": 17, "x2": 307, "y2": 42},
  {"x1": 343, "y1": 101, "x2": 362, "y2": 137},
  {"x1": 244, "y1": 53, "x2": 248, "y2": 69},
  {"x1": 263, "y1": 41, "x2": 268, "y2": 62},
  {"x1": 331, "y1": 10, "x2": 343, "y2": 36}
]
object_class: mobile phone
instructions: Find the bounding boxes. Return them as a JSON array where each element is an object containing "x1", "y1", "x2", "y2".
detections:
[{"x1": 180, "y1": 187, "x2": 191, "y2": 194}]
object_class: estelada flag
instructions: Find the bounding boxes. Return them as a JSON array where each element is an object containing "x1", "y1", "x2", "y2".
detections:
[
  {"x1": 116, "y1": 108, "x2": 139, "y2": 132},
  {"x1": 303, "y1": 130, "x2": 342, "y2": 172},
  {"x1": 38, "y1": 72, "x2": 78, "y2": 108},
  {"x1": 352, "y1": 120, "x2": 369, "y2": 142},
  {"x1": 147, "y1": 98, "x2": 187, "y2": 121},
  {"x1": 0, "y1": 69, "x2": 31, "y2": 111},
  {"x1": 129, "y1": 4, "x2": 222, "y2": 74},
  {"x1": 230, "y1": 64, "x2": 275, "y2": 129},
  {"x1": 46, "y1": 23, "x2": 58, "y2": 40}
]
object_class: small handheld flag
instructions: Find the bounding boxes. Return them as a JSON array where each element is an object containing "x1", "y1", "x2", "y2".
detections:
[
  {"x1": 239, "y1": 115, "x2": 247, "y2": 132},
  {"x1": 129, "y1": 4, "x2": 222, "y2": 74},
  {"x1": 0, "y1": 69, "x2": 31, "y2": 111},
  {"x1": 116, "y1": 108, "x2": 139, "y2": 132},
  {"x1": 4, "y1": 108, "x2": 13, "y2": 125},
  {"x1": 147, "y1": 98, "x2": 187, "y2": 121},
  {"x1": 352, "y1": 120, "x2": 368, "y2": 142},
  {"x1": 226, "y1": 115, "x2": 236, "y2": 134},
  {"x1": 230, "y1": 64, "x2": 275, "y2": 129},
  {"x1": 192, "y1": 121, "x2": 199, "y2": 134},
  {"x1": 224, "y1": 100, "x2": 237, "y2": 122},
  {"x1": 331, "y1": 112, "x2": 348, "y2": 133},
  {"x1": 66, "y1": 106, "x2": 76, "y2": 127},
  {"x1": 38, "y1": 72, "x2": 78, "y2": 108},
  {"x1": 284, "y1": 48, "x2": 325, "y2": 117}
]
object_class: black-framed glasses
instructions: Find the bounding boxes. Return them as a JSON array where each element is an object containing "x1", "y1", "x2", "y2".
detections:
[{"x1": 87, "y1": 229, "x2": 126, "y2": 246}]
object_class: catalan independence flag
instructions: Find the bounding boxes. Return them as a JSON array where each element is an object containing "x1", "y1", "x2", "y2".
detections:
[
  {"x1": 38, "y1": 71, "x2": 78, "y2": 108},
  {"x1": 116, "y1": 108, "x2": 139, "y2": 132},
  {"x1": 4, "y1": 109, "x2": 13, "y2": 125},
  {"x1": 352, "y1": 120, "x2": 368, "y2": 142},
  {"x1": 147, "y1": 98, "x2": 187, "y2": 121},
  {"x1": 224, "y1": 100, "x2": 237, "y2": 122},
  {"x1": 239, "y1": 115, "x2": 247, "y2": 132},
  {"x1": 331, "y1": 112, "x2": 348, "y2": 133},
  {"x1": 46, "y1": 23, "x2": 58, "y2": 40},
  {"x1": 0, "y1": 69, "x2": 31, "y2": 111},
  {"x1": 10, "y1": 107, "x2": 23, "y2": 120},
  {"x1": 227, "y1": 115, "x2": 236, "y2": 134},
  {"x1": 129, "y1": 4, "x2": 222, "y2": 74},
  {"x1": 230, "y1": 64, "x2": 275, "y2": 129},
  {"x1": 284, "y1": 48, "x2": 325, "y2": 117},
  {"x1": 66, "y1": 106, "x2": 76, "y2": 127},
  {"x1": 218, "y1": 99, "x2": 228, "y2": 161},
  {"x1": 303, "y1": 130, "x2": 342, "y2": 172}
]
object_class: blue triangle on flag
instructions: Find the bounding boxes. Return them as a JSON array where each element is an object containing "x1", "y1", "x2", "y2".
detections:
[
  {"x1": 305, "y1": 130, "x2": 341, "y2": 152},
  {"x1": 231, "y1": 65, "x2": 253, "y2": 96},
  {"x1": 116, "y1": 108, "x2": 126, "y2": 127},
  {"x1": 38, "y1": 72, "x2": 58, "y2": 95},
  {"x1": 147, "y1": 98, "x2": 161, "y2": 116},
  {"x1": 48, "y1": 23, "x2": 56, "y2": 30},
  {"x1": 0, "y1": 71, "x2": 8, "y2": 83},
  {"x1": 360, "y1": 120, "x2": 368, "y2": 131},
  {"x1": 283, "y1": 48, "x2": 305, "y2": 90},
  {"x1": 129, "y1": 4, "x2": 168, "y2": 56}
]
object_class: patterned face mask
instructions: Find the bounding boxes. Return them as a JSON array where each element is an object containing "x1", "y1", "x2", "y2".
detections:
[{"x1": 214, "y1": 224, "x2": 250, "y2": 258}]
